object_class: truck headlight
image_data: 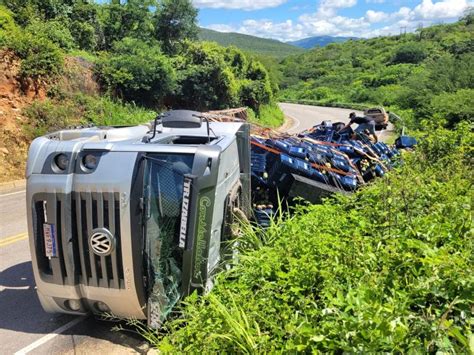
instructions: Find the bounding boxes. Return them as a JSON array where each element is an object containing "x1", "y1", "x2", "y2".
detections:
[
  {"x1": 82, "y1": 154, "x2": 98, "y2": 170},
  {"x1": 54, "y1": 153, "x2": 69, "y2": 171}
]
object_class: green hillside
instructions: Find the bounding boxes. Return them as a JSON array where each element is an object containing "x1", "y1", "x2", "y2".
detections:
[
  {"x1": 279, "y1": 17, "x2": 474, "y2": 129},
  {"x1": 199, "y1": 28, "x2": 305, "y2": 59}
]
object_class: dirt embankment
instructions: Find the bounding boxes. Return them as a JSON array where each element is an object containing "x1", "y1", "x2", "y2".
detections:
[
  {"x1": 0, "y1": 51, "x2": 98, "y2": 182},
  {"x1": 0, "y1": 50, "x2": 42, "y2": 182}
]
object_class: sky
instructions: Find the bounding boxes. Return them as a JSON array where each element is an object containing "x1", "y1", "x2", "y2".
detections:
[{"x1": 195, "y1": 0, "x2": 473, "y2": 41}]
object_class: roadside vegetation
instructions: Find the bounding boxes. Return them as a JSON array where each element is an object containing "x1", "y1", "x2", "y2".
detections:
[{"x1": 0, "y1": 0, "x2": 282, "y2": 136}]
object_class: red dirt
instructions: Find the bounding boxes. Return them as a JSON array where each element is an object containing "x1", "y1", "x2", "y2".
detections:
[
  {"x1": 0, "y1": 51, "x2": 98, "y2": 182},
  {"x1": 0, "y1": 50, "x2": 42, "y2": 182}
]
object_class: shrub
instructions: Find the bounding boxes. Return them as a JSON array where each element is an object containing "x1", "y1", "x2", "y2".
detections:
[
  {"x1": 429, "y1": 89, "x2": 474, "y2": 127},
  {"x1": 173, "y1": 42, "x2": 239, "y2": 110},
  {"x1": 248, "y1": 102, "x2": 284, "y2": 128},
  {"x1": 23, "y1": 99, "x2": 82, "y2": 138},
  {"x1": 25, "y1": 20, "x2": 76, "y2": 50},
  {"x1": 391, "y1": 42, "x2": 428, "y2": 64},
  {"x1": 7, "y1": 31, "x2": 64, "y2": 81},
  {"x1": 23, "y1": 94, "x2": 156, "y2": 139},
  {"x1": 69, "y1": 21, "x2": 97, "y2": 51},
  {"x1": 96, "y1": 38, "x2": 176, "y2": 106},
  {"x1": 17, "y1": 36, "x2": 63, "y2": 80}
]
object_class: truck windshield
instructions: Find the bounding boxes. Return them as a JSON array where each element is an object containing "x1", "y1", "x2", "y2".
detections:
[{"x1": 143, "y1": 153, "x2": 193, "y2": 327}]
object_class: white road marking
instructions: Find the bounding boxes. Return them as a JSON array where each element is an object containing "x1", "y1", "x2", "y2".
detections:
[
  {"x1": 285, "y1": 113, "x2": 300, "y2": 132},
  {"x1": 14, "y1": 316, "x2": 87, "y2": 355},
  {"x1": 0, "y1": 190, "x2": 26, "y2": 197}
]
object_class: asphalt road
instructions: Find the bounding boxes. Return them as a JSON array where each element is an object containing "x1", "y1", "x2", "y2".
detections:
[
  {"x1": 279, "y1": 102, "x2": 362, "y2": 134},
  {"x1": 278, "y1": 102, "x2": 393, "y2": 141},
  {"x1": 0, "y1": 103, "x2": 392, "y2": 354},
  {"x1": 0, "y1": 192, "x2": 152, "y2": 354}
]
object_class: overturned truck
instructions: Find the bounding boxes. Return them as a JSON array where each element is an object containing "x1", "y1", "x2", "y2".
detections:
[{"x1": 26, "y1": 109, "x2": 412, "y2": 326}]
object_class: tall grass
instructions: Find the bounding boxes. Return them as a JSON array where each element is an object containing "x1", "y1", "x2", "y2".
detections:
[
  {"x1": 248, "y1": 102, "x2": 285, "y2": 128},
  {"x1": 23, "y1": 94, "x2": 156, "y2": 138}
]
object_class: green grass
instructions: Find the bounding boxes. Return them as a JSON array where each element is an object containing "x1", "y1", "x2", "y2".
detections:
[
  {"x1": 143, "y1": 125, "x2": 473, "y2": 353},
  {"x1": 23, "y1": 94, "x2": 156, "y2": 138},
  {"x1": 199, "y1": 28, "x2": 305, "y2": 59},
  {"x1": 248, "y1": 103, "x2": 285, "y2": 128}
]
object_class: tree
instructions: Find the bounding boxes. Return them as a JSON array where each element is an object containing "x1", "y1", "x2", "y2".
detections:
[
  {"x1": 97, "y1": 37, "x2": 175, "y2": 106},
  {"x1": 391, "y1": 42, "x2": 428, "y2": 64},
  {"x1": 99, "y1": 0, "x2": 156, "y2": 49},
  {"x1": 173, "y1": 42, "x2": 238, "y2": 110},
  {"x1": 154, "y1": 0, "x2": 198, "y2": 55}
]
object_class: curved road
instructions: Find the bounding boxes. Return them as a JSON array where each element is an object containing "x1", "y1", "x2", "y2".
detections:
[
  {"x1": 0, "y1": 104, "x2": 389, "y2": 354},
  {"x1": 279, "y1": 102, "x2": 393, "y2": 141},
  {"x1": 279, "y1": 102, "x2": 363, "y2": 134}
]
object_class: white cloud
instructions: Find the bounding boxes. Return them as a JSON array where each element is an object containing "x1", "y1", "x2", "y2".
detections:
[
  {"x1": 316, "y1": 0, "x2": 358, "y2": 18},
  {"x1": 366, "y1": 0, "x2": 385, "y2": 3},
  {"x1": 411, "y1": 0, "x2": 471, "y2": 20},
  {"x1": 365, "y1": 10, "x2": 388, "y2": 23},
  {"x1": 206, "y1": 24, "x2": 236, "y2": 32},
  {"x1": 204, "y1": 0, "x2": 473, "y2": 41},
  {"x1": 192, "y1": 0, "x2": 288, "y2": 11}
]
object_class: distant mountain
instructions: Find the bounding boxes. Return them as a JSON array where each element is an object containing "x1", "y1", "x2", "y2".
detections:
[
  {"x1": 288, "y1": 36, "x2": 359, "y2": 49},
  {"x1": 199, "y1": 28, "x2": 305, "y2": 59}
]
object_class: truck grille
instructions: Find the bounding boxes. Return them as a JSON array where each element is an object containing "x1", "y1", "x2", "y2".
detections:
[{"x1": 33, "y1": 192, "x2": 124, "y2": 289}]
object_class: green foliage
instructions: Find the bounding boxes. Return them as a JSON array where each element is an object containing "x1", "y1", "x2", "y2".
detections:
[
  {"x1": 199, "y1": 28, "x2": 305, "y2": 59},
  {"x1": 96, "y1": 38, "x2": 175, "y2": 106},
  {"x1": 25, "y1": 20, "x2": 75, "y2": 50},
  {"x1": 151, "y1": 126, "x2": 473, "y2": 353},
  {"x1": 171, "y1": 42, "x2": 274, "y2": 113},
  {"x1": 98, "y1": 1, "x2": 156, "y2": 50},
  {"x1": 154, "y1": 0, "x2": 198, "y2": 55},
  {"x1": 173, "y1": 42, "x2": 239, "y2": 110},
  {"x1": 0, "y1": 4, "x2": 16, "y2": 45},
  {"x1": 391, "y1": 42, "x2": 428, "y2": 64},
  {"x1": 23, "y1": 93, "x2": 156, "y2": 137},
  {"x1": 23, "y1": 98, "x2": 82, "y2": 138},
  {"x1": 8, "y1": 31, "x2": 63, "y2": 80},
  {"x1": 68, "y1": 2, "x2": 102, "y2": 51},
  {"x1": 248, "y1": 103, "x2": 284, "y2": 128},
  {"x1": 280, "y1": 19, "x2": 474, "y2": 129},
  {"x1": 430, "y1": 89, "x2": 474, "y2": 127}
]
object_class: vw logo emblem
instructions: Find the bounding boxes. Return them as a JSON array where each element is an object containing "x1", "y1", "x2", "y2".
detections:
[{"x1": 89, "y1": 228, "x2": 115, "y2": 256}]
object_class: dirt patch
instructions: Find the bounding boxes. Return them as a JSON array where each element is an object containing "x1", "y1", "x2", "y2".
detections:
[
  {"x1": 0, "y1": 50, "x2": 35, "y2": 182},
  {"x1": 0, "y1": 51, "x2": 98, "y2": 183}
]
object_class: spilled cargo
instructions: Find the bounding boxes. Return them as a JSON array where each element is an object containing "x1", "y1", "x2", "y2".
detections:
[{"x1": 250, "y1": 120, "x2": 413, "y2": 208}]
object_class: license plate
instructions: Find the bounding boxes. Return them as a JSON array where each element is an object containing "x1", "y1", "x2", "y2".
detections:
[{"x1": 43, "y1": 223, "x2": 58, "y2": 258}]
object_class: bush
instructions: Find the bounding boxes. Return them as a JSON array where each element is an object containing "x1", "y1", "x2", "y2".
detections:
[
  {"x1": 0, "y1": 5, "x2": 18, "y2": 46},
  {"x1": 429, "y1": 89, "x2": 474, "y2": 127},
  {"x1": 391, "y1": 42, "x2": 428, "y2": 64},
  {"x1": 69, "y1": 21, "x2": 97, "y2": 51},
  {"x1": 8, "y1": 32, "x2": 64, "y2": 81},
  {"x1": 25, "y1": 20, "x2": 76, "y2": 50},
  {"x1": 23, "y1": 99, "x2": 82, "y2": 138},
  {"x1": 173, "y1": 42, "x2": 239, "y2": 110},
  {"x1": 23, "y1": 94, "x2": 156, "y2": 138},
  {"x1": 96, "y1": 38, "x2": 176, "y2": 106}
]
